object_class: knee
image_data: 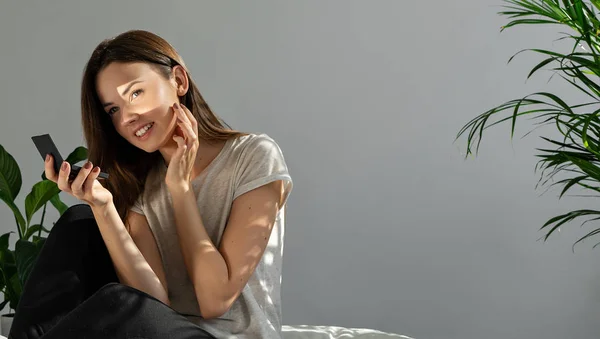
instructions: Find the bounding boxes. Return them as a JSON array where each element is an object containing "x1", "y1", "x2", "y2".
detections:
[
  {"x1": 98, "y1": 283, "x2": 145, "y2": 297},
  {"x1": 50, "y1": 204, "x2": 95, "y2": 235},
  {"x1": 61, "y1": 204, "x2": 94, "y2": 220},
  {"x1": 97, "y1": 283, "x2": 164, "y2": 304}
]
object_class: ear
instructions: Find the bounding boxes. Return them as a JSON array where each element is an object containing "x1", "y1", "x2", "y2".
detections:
[{"x1": 172, "y1": 65, "x2": 189, "y2": 97}]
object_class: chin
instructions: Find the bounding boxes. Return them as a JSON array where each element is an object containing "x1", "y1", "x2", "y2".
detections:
[{"x1": 130, "y1": 135, "x2": 159, "y2": 153}]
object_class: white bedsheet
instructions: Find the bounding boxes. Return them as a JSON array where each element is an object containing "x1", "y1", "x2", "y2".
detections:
[
  {"x1": 282, "y1": 325, "x2": 414, "y2": 339},
  {"x1": 0, "y1": 326, "x2": 413, "y2": 339}
]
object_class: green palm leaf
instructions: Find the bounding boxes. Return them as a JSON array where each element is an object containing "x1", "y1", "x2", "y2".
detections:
[{"x1": 457, "y1": 0, "x2": 600, "y2": 248}]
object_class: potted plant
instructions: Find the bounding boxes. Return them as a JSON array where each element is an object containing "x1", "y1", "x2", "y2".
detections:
[
  {"x1": 457, "y1": 0, "x2": 600, "y2": 248},
  {"x1": 0, "y1": 142, "x2": 87, "y2": 335}
]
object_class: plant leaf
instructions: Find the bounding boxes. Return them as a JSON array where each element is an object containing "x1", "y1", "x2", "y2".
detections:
[
  {"x1": 0, "y1": 190, "x2": 25, "y2": 235},
  {"x1": 0, "y1": 144, "x2": 22, "y2": 201},
  {"x1": 8, "y1": 273, "x2": 21, "y2": 310},
  {"x1": 65, "y1": 146, "x2": 88, "y2": 165},
  {"x1": 0, "y1": 233, "x2": 9, "y2": 253},
  {"x1": 23, "y1": 225, "x2": 45, "y2": 241},
  {"x1": 50, "y1": 194, "x2": 68, "y2": 215},
  {"x1": 0, "y1": 300, "x2": 9, "y2": 313},
  {"x1": 34, "y1": 237, "x2": 46, "y2": 252},
  {"x1": 24, "y1": 180, "x2": 60, "y2": 226},
  {"x1": 0, "y1": 144, "x2": 26, "y2": 232},
  {"x1": 15, "y1": 239, "x2": 40, "y2": 288},
  {"x1": 1, "y1": 257, "x2": 18, "y2": 310}
]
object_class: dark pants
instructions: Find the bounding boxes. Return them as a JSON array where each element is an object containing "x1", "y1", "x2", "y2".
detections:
[{"x1": 9, "y1": 204, "x2": 215, "y2": 339}]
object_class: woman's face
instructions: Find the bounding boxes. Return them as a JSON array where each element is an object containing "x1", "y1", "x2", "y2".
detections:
[{"x1": 96, "y1": 62, "x2": 187, "y2": 153}]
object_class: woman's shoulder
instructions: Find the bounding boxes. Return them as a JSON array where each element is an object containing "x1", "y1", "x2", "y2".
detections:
[
  {"x1": 231, "y1": 133, "x2": 283, "y2": 158},
  {"x1": 230, "y1": 132, "x2": 278, "y2": 147},
  {"x1": 228, "y1": 133, "x2": 284, "y2": 158},
  {"x1": 227, "y1": 132, "x2": 292, "y2": 200}
]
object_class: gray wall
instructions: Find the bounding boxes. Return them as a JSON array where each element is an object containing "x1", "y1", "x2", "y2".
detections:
[{"x1": 1, "y1": 1, "x2": 598, "y2": 339}]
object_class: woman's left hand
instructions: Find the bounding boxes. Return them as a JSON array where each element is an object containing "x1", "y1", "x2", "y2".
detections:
[{"x1": 165, "y1": 102, "x2": 199, "y2": 193}]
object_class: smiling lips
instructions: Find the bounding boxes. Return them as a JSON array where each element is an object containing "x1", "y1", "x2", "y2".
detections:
[{"x1": 135, "y1": 122, "x2": 154, "y2": 137}]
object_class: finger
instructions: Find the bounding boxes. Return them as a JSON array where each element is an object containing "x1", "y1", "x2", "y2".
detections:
[
  {"x1": 173, "y1": 118, "x2": 192, "y2": 149},
  {"x1": 71, "y1": 161, "x2": 94, "y2": 196},
  {"x1": 175, "y1": 104, "x2": 197, "y2": 142},
  {"x1": 174, "y1": 103, "x2": 191, "y2": 126},
  {"x1": 172, "y1": 134, "x2": 188, "y2": 159},
  {"x1": 178, "y1": 104, "x2": 199, "y2": 149},
  {"x1": 44, "y1": 154, "x2": 58, "y2": 183},
  {"x1": 177, "y1": 119, "x2": 196, "y2": 147},
  {"x1": 83, "y1": 166, "x2": 101, "y2": 193},
  {"x1": 57, "y1": 161, "x2": 72, "y2": 192},
  {"x1": 173, "y1": 134, "x2": 187, "y2": 152},
  {"x1": 180, "y1": 103, "x2": 197, "y2": 129}
]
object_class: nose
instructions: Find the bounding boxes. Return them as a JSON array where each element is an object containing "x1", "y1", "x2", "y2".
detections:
[{"x1": 119, "y1": 105, "x2": 139, "y2": 127}]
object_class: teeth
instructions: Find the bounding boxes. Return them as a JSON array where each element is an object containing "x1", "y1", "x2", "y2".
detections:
[{"x1": 135, "y1": 123, "x2": 153, "y2": 137}]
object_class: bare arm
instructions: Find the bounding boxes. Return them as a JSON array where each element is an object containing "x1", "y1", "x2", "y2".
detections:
[
  {"x1": 91, "y1": 202, "x2": 170, "y2": 306},
  {"x1": 170, "y1": 180, "x2": 284, "y2": 319}
]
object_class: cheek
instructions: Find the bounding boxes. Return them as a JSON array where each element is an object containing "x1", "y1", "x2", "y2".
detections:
[
  {"x1": 150, "y1": 105, "x2": 173, "y2": 122},
  {"x1": 147, "y1": 86, "x2": 175, "y2": 117}
]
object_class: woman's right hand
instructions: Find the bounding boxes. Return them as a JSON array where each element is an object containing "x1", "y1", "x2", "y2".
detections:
[{"x1": 45, "y1": 154, "x2": 113, "y2": 208}]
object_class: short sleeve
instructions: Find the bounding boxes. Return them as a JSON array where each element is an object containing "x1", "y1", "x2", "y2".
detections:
[
  {"x1": 233, "y1": 134, "x2": 293, "y2": 205},
  {"x1": 130, "y1": 194, "x2": 144, "y2": 215}
]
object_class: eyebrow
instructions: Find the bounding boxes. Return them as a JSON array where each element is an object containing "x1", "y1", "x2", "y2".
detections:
[{"x1": 102, "y1": 80, "x2": 144, "y2": 108}]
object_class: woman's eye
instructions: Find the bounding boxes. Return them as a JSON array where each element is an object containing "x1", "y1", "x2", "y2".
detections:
[
  {"x1": 106, "y1": 89, "x2": 142, "y2": 116},
  {"x1": 132, "y1": 89, "x2": 143, "y2": 99},
  {"x1": 107, "y1": 107, "x2": 118, "y2": 116}
]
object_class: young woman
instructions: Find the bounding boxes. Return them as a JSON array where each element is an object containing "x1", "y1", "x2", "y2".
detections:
[{"x1": 9, "y1": 29, "x2": 292, "y2": 339}]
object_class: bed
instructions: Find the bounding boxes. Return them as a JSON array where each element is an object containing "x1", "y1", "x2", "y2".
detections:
[
  {"x1": 282, "y1": 325, "x2": 413, "y2": 338},
  {"x1": 0, "y1": 325, "x2": 413, "y2": 338}
]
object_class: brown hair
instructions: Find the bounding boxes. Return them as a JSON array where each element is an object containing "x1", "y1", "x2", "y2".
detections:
[{"x1": 80, "y1": 29, "x2": 246, "y2": 225}]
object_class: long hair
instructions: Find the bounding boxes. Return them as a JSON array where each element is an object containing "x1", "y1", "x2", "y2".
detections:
[{"x1": 81, "y1": 29, "x2": 246, "y2": 225}]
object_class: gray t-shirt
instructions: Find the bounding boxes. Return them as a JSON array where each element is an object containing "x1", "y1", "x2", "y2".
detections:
[{"x1": 130, "y1": 133, "x2": 293, "y2": 339}]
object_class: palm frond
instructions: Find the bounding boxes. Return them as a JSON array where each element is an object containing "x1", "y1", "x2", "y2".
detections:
[{"x1": 457, "y1": 0, "x2": 600, "y2": 248}]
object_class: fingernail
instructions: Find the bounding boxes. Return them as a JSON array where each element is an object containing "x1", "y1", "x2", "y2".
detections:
[
  {"x1": 84, "y1": 161, "x2": 92, "y2": 169},
  {"x1": 61, "y1": 162, "x2": 67, "y2": 171},
  {"x1": 45, "y1": 154, "x2": 50, "y2": 162},
  {"x1": 93, "y1": 166, "x2": 100, "y2": 172},
  {"x1": 174, "y1": 103, "x2": 179, "y2": 109}
]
